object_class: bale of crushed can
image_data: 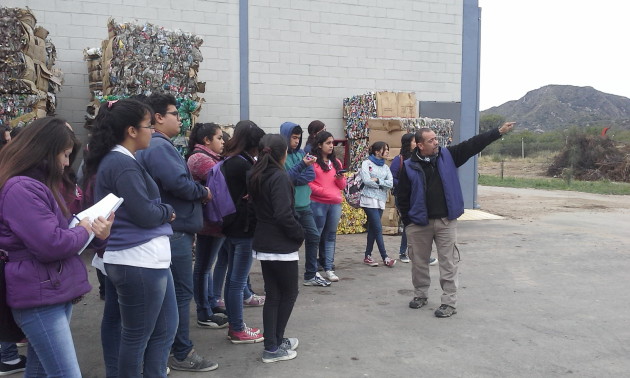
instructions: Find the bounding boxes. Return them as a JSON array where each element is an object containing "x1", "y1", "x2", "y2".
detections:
[{"x1": 94, "y1": 19, "x2": 205, "y2": 155}]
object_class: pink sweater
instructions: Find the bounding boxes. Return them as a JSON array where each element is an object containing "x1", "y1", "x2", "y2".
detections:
[
  {"x1": 309, "y1": 159, "x2": 346, "y2": 204},
  {"x1": 187, "y1": 144, "x2": 222, "y2": 182}
]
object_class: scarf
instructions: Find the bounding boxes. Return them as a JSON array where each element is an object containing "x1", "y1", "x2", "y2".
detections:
[{"x1": 368, "y1": 154, "x2": 385, "y2": 166}]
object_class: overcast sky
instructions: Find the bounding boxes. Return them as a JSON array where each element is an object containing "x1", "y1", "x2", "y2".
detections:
[{"x1": 478, "y1": 0, "x2": 630, "y2": 110}]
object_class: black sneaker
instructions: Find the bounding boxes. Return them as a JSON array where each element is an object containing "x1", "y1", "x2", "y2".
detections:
[
  {"x1": 0, "y1": 355, "x2": 26, "y2": 375},
  {"x1": 434, "y1": 304, "x2": 457, "y2": 318},
  {"x1": 409, "y1": 297, "x2": 427, "y2": 309},
  {"x1": 197, "y1": 314, "x2": 229, "y2": 329},
  {"x1": 168, "y1": 350, "x2": 218, "y2": 372},
  {"x1": 211, "y1": 306, "x2": 227, "y2": 316}
]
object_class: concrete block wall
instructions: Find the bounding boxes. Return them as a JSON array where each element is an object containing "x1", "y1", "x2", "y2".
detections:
[
  {"x1": 2, "y1": 0, "x2": 241, "y2": 141},
  {"x1": 249, "y1": 0, "x2": 463, "y2": 136},
  {"x1": 3, "y1": 0, "x2": 464, "y2": 139}
]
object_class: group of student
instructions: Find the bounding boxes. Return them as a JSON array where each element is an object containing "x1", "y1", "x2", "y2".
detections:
[
  {"x1": 0, "y1": 95, "x2": 368, "y2": 376},
  {"x1": 1, "y1": 90, "x2": 501, "y2": 376}
]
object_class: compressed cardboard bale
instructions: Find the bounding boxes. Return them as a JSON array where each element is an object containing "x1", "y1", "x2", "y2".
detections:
[
  {"x1": 368, "y1": 129, "x2": 405, "y2": 148},
  {"x1": 367, "y1": 118, "x2": 403, "y2": 132},
  {"x1": 397, "y1": 92, "x2": 417, "y2": 118},
  {"x1": 375, "y1": 91, "x2": 397, "y2": 118}
]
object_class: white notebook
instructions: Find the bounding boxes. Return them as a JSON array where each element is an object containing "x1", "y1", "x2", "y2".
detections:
[{"x1": 69, "y1": 193, "x2": 124, "y2": 254}]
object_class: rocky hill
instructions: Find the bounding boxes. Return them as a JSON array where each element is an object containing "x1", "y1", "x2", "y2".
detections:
[{"x1": 481, "y1": 85, "x2": 630, "y2": 131}]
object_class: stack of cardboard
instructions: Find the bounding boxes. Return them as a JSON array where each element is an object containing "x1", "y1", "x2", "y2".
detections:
[{"x1": 0, "y1": 7, "x2": 62, "y2": 128}]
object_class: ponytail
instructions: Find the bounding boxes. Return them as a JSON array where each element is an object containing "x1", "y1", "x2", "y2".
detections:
[
  {"x1": 85, "y1": 99, "x2": 153, "y2": 179},
  {"x1": 185, "y1": 122, "x2": 221, "y2": 160}
]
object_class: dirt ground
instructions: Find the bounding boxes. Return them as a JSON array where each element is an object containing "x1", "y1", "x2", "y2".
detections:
[{"x1": 476, "y1": 157, "x2": 630, "y2": 220}]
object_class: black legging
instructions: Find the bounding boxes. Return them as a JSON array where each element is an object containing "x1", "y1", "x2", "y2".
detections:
[{"x1": 260, "y1": 260, "x2": 299, "y2": 350}]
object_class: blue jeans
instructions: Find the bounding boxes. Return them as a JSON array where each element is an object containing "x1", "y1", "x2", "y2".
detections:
[
  {"x1": 193, "y1": 234, "x2": 225, "y2": 320},
  {"x1": 0, "y1": 342, "x2": 18, "y2": 363},
  {"x1": 223, "y1": 236, "x2": 254, "y2": 331},
  {"x1": 362, "y1": 207, "x2": 388, "y2": 259},
  {"x1": 399, "y1": 228, "x2": 408, "y2": 256},
  {"x1": 212, "y1": 243, "x2": 228, "y2": 303},
  {"x1": 105, "y1": 264, "x2": 178, "y2": 378},
  {"x1": 101, "y1": 274, "x2": 121, "y2": 378},
  {"x1": 12, "y1": 302, "x2": 80, "y2": 377},
  {"x1": 310, "y1": 201, "x2": 342, "y2": 271},
  {"x1": 296, "y1": 207, "x2": 321, "y2": 280},
  {"x1": 169, "y1": 231, "x2": 195, "y2": 360}
]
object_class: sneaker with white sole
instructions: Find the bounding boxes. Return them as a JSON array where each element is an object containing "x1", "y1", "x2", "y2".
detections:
[
  {"x1": 429, "y1": 257, "x2": 438, "y2": 266},
  {"x1": 363, "y1": 256, "x2": 378, "y2": 266},
  {"x1": 0, "y1": 355, "x2": 26, "y2": 376},
  {"x1": 279, "y1": 337, "x2": 299, "y2": 351},
  {"x1": 244, "y1": 294, "x2": 265, "y2": 306},
  {"x1": 168, "y1": 350, "x2": 218, "y2": 372},
  {"x1": 303, "y1": 273, "x2": 331, "y2": 287},
  {"x1": 384, "y1": 257, "x2": 396, "y2": 267},
  {"x1": 197, "y1": 314, "x2": 229, "y2": 329},
  {"x1": 399, "y1": 254, "x2": 410, "y2": 263},
  {"x1": 228, "y1": 327, "x2": 264, "y2": 344},
  {"x1": 325, "y1": 270, "x2": 339, "y2": 282},
  {"x1": 262, "y1": 348, "x2": 297, "y2": 363}
]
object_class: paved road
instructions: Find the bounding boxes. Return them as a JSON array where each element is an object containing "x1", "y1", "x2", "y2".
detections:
[{"x1": 31, "y1": 187, "x2": 630, "y2": 377}]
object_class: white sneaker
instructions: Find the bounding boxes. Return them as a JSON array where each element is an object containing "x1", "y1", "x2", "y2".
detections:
[{"x1": 325, "y1": 270, "x2": 339, "y2": 282}]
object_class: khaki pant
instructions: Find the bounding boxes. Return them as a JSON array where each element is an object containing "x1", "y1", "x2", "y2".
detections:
[{"x1": 406, "y1": 219, "x2": 460, "y2": 307}]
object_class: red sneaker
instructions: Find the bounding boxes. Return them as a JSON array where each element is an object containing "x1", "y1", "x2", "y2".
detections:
[
  {"x1": 384, "y1": 257, "x2": 396, "y2": 267},
  {"x1": 363, "y1": 256, "x2": 378, "y2": 267},
  {"x1": 228, "y1": 327, "x2": 264, "y2": 344}
]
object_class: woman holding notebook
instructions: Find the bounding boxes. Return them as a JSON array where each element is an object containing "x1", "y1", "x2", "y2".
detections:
[{"x1": 0, "y1": 117, "x2": 112, "y2": 377}]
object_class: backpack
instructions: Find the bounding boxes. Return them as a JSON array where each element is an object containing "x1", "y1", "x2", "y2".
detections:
[
  {"x1": 344, "y1": 171, "x2": 364, "y2": 209},
  {"x1": 204, "y1": 155, "x2": 246, "y2": 225}
]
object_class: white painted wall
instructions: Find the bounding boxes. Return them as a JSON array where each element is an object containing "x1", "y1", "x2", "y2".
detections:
[{"x1": 3, "y1": 0, "x2": 463, "y2": 138}]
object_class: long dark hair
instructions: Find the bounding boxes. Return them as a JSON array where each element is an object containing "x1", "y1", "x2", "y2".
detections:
[
  {"x1": 306, "y1": 120, "x2": 325, "y2": 151},
  {"x1": 85, "y1": 99, "x2": 153, "y2": 179},
  {"x1": 400, "y1": 133, "x2": 415, "y2": 159},
  {"x1": 0, "y1": 117, "x2": 74, "y2": 214},
  {"x1": 248, "y1": 134, "x2": 288, "y2": 200},
  {"x1": 223, "y1": 120, "x2": 265, "y2": 158},
  {"x1": 310, "y1": 131, "x2": 340, "y2": 172},
  {"x1": 185, "y1": 122, "x2": 222, "y2": 160}
]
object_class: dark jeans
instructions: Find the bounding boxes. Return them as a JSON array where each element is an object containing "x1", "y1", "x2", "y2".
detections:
[
  {"x1": 261, "y1": 260, "x2": 299, "y2": 350},
  {"x1": 224, "y1": 236, "x2": 254, "y2": 331},
  {"x1": 296, "y1": 207, "x2": 321, "y2": 280},
  {"x1": 169, "y1": 232, "x2": 195, "y2": 360},
  {"x1": 362, "y1": 207, "x2": 387, "y2": 259},
  {"x1": 105, "y1": 264, "x2": 178, "y2": 378},
  {"x1": 101, "y1": 274, "x2": 121, "y2": 378},
  {"x1": 212, "y1": 242, "x2": 228, "y2": 302},
  {"x1": 193, "y1": 234, "x2": 225, "y2": 320},
  {"x1": 399, "y1": 228, "x2": 408, "y2": 256},
  {"x1": 0, "y1": 342, "x2": 18, "y2": 362}
]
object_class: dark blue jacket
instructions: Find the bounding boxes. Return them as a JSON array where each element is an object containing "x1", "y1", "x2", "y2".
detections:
[
  {"x1": 136, "y1": 133, "x2": 209, "y2": 234},
  {"x1": 396, "y1": 128, "x2": 502, "y2": 226},
  {"x1": 95, "y1": 150, "x2": 174, "y2": 250}
]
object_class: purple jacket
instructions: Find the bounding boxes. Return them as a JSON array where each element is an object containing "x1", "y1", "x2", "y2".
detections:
[{"x1": 0, "y1": 176, "x2": 92, "y2": 309}]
